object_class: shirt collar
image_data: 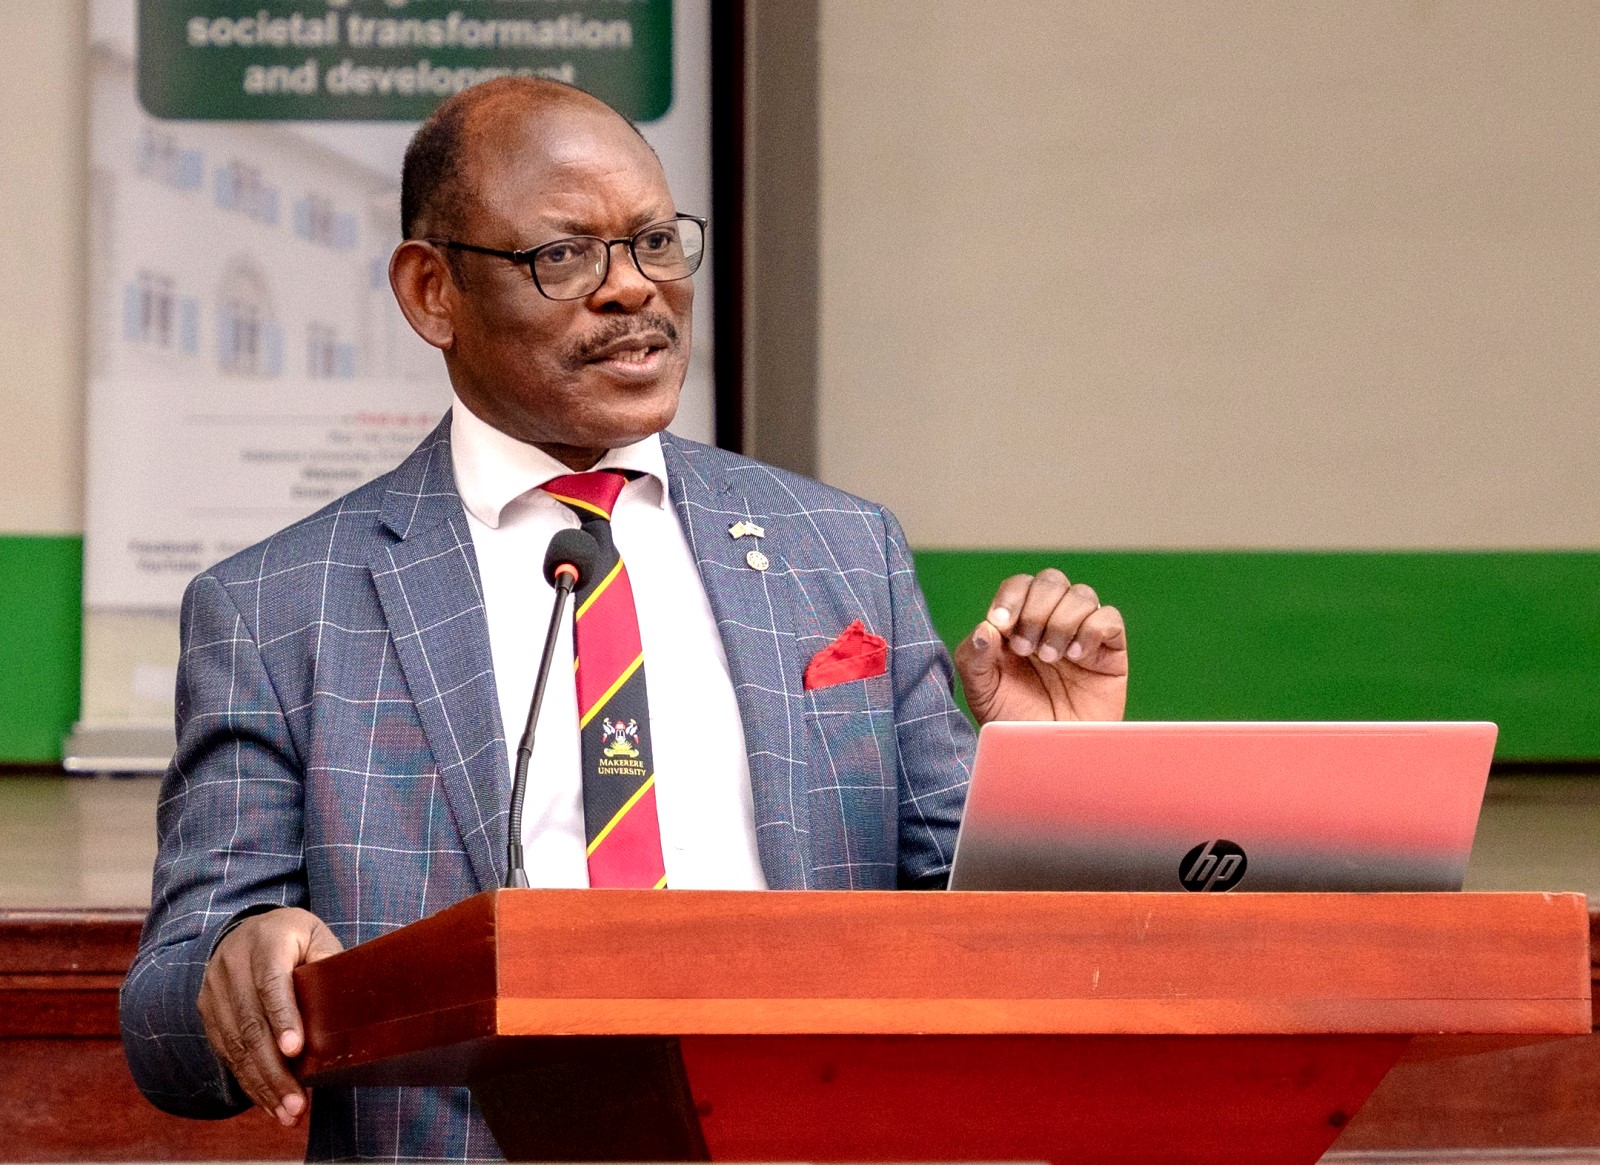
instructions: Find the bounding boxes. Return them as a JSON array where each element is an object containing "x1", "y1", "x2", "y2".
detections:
[{"x1": 449, "y1": 393, "x2": 670, "y2": 530}]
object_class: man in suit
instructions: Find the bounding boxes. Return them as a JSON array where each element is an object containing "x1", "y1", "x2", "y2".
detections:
[{"x1": 121, "y1": 79, "x2": 1127, "y2": 1160}]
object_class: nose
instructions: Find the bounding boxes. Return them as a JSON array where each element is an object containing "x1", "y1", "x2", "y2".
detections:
[{"x1": 589, "y1": 238, "x2": 655, "y2": 311}]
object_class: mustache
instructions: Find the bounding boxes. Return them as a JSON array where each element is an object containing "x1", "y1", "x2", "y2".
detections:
[{"x1": 567, "y1": 313, "x2": 681, "y2": 366}]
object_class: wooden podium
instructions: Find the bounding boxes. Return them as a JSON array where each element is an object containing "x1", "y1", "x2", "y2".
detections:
[{"x1": 295, "y1": 889, "x2": 1592, "y2": 1164}]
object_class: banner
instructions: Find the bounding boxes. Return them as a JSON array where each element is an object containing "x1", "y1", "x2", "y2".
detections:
[
  {"x1": 72, "y1": 0, "x2": 713, "y2": 768},
  {"x1": 138, "y1": 0, "x2": 673, "y2": 120}
]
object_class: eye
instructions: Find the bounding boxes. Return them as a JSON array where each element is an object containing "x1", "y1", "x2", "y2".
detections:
[
  {"x1": 537, "y1": 241, "x2": 583, "y2": 267},
  {"x1": 636, "y1": 227, "x2": 680, "y2": 255}
]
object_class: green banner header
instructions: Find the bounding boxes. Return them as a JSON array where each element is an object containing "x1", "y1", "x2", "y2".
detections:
[{"x1": 137, "y1": 0, "x2": 673, "y2": 121}]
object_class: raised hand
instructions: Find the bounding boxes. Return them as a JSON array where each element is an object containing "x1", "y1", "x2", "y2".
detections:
[{"x1": 953, "y1": 568, "x2": 1127, "y2": 723}]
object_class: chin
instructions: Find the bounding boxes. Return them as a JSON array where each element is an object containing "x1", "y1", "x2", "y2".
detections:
[
  {"x1": 580, "y1": 387, "x2": 682, "y2": 450},
  {"x1": 619, "y1": 401, "x2": 681, "y2": 445},
  {"x1": 609, "y1": 369, "x2": 684, "y2": 425}
]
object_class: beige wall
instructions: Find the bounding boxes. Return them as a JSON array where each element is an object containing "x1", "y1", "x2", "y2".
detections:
[
  {"x1": 0, "y1": 5, "x2": 86, "y2": 534},
  {"x1": 11, "y1": 4, "x2": 1600, "y2": 551},
  {"x1": 817, "y1": 1, "x2": 1600, "y2": 550}
]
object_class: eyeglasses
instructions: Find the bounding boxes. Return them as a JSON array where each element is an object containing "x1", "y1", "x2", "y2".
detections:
[{"x1": 430, "y1": 214, "x2": 707, "y2": 301}]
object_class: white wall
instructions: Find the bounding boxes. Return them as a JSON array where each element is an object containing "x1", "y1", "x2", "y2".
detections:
[{"x1": 817, "y1": 1, "x2": 1600, "y2": 550}]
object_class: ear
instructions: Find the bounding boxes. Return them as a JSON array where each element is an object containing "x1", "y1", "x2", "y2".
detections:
[{"x1": 389, "y1": 240, "x2": 458, "y2": 350}]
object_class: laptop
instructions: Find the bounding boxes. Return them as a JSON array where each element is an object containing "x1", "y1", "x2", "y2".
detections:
[{"x1": 947, "y1": 721, "x2": 1497, "y2": 892}]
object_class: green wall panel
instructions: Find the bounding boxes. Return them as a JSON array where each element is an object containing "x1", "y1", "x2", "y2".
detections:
[
  {"x1": 2, "y1": 542, "x2": 1595, "y2": 762},
  {"x1": 913, "y1": 550, "x2": 1600, "y2": 761},
  {"x1": 0, "y1": 536, "x2": 81, "y2": 763}
]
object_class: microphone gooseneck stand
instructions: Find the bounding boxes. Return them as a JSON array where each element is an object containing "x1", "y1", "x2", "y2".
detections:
[{"x1": 506, "y1": 527, "x2": 601, "y2": 889}]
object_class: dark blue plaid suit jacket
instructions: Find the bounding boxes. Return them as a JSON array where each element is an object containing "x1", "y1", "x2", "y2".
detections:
[{"x1": 121, "y1": 419, "x2": 975, "y2": 1161}]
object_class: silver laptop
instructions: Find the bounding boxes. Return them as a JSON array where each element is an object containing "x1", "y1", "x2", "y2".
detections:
[{"x1": 948, "y1": 721, "x2": 1496, "y2": 892}]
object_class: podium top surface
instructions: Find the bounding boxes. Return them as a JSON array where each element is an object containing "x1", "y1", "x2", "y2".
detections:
[{"x1": 295, "y1": 889, "x2": 1591, "y2": 1084}]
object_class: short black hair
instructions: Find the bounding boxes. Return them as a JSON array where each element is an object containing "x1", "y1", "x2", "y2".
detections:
[
  {"x1": 400, "y1": 86, "x2": 478, "y2": 242},
  {"x1": 399, "y1": 77, "x2": 656, "y2": 244}
]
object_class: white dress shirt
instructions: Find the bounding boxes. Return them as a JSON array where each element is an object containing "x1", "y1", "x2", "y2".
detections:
[{"x1": 450, "y1": 396, "x2": 767, "y2": 889}]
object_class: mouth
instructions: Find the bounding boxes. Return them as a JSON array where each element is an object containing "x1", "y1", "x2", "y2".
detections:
[
  {"x1": 578, "y1": 331, "x2": 674, "y2": 383},
  {"x1": 583, "y1": 331, "x2": 671, "y2": 367},
  {"x1": 568, "y1": 314, "x2": 683, "y2": 385}
]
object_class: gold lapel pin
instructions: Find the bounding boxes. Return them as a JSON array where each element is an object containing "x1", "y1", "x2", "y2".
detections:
[
  {"x1": 728, "y1": 520, "x2": 766, "y2": 540},
  {"x1": 746, "y1": 550, "x2": 770, "y2": 571}
]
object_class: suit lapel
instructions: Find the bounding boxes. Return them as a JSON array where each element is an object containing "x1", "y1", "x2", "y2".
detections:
[
  {"x1": 370, "y1": 421, "x2": 508, "y2": 892},
  {"x1": 661, "y1": 434, "x2": 813, "y2": 888}
]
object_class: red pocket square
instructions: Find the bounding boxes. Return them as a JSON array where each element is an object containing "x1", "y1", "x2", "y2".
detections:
[{"x1": 804, "y1": 619, "x2": 889, "y2": 690}]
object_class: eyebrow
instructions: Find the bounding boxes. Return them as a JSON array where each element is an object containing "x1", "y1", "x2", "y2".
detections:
[{"x1": 541, "y1": 210, "x2": 677, "y2": 237}]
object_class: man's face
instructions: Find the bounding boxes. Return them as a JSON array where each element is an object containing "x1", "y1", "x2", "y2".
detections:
[{"x1": 440, "y1": 102, "x2": 694, "y2": 464}]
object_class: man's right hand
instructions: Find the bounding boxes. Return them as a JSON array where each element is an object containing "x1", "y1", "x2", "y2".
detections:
[{"x1": 197, "y1": 908, "x2": 344, "y2": 1127}]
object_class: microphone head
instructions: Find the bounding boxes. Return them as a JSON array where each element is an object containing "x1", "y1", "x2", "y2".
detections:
[{"x1": 544, "y1": 527, "x2": 601, "y2": 588}]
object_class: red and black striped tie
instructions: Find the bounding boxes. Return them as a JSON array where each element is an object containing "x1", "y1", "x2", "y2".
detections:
[{"x1": 542, "y1": 471, "x2": 667, "y2": 889}]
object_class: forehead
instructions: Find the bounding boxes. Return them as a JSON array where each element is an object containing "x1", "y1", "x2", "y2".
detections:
[{"x1": 462, "y1": 100, "x2": 673, "y2": 236}]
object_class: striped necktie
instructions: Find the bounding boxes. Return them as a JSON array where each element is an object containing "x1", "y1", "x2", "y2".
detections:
[{"x1": 541, "y1": 471, "x2": 667, "y2": 889}]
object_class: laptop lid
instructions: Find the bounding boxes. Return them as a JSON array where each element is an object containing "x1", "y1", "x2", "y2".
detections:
[{"x1": 947, "y1": 721, "x2": 1496, "y2": 892}]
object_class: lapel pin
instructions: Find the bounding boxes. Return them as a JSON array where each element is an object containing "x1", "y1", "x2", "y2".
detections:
[
  {"x1": 746, "y1": 549, "x2": 770, "y2": 571},
  {"x1": 728, "y1": 520, "x2": 766, "y2": 540}
]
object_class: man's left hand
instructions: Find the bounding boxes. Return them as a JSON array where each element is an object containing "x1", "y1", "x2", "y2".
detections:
[{"x1": 953, "y1": 569, "x2": 1127, "y2": 723}]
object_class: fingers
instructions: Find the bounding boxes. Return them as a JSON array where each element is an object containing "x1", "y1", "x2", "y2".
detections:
[
  {"x1": 983, "y1": 574, "x2": 1036, "y2": 644},
  {"x1": 988, "y1": 569, "x2": 1104, "y2": 663},
  {"x1": 953, "y1": 617, "x2": 1006, "y2": 712},
  {"x1": 1021, "y1": 573, "x2": 1098, "y2": 664},
  {"x1": 256, "y1": 935, "x2": 308, "y2": 1060},
  {"x1": 199, "y1": 909, "x2": 332, "y2": 1127},
  {"x1": 201, "y1": 946, "x2": 303, "y2": 1124},
  {"x1": 304, "y1": 917, "x2": 346, "y2": 964},
  {"x1": 1070, "y1": 604, "x2": 1128, "y2": 674}
]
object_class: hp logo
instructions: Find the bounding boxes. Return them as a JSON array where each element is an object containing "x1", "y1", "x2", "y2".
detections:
[{"x1": 1179, "y1": 840, "x2": 1248, "y2": 891}]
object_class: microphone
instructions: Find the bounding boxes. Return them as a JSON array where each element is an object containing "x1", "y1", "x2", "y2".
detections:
[{"x1": 506, "y1": 527, "x2": 601, "y2": 889}]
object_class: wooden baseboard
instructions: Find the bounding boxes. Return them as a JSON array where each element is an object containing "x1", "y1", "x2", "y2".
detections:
[{"x1": 0, "y1": 909, "x2": 304, "y2": 1162}]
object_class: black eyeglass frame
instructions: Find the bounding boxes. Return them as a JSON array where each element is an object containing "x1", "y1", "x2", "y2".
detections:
[{"x1": 428, "y1": 214, "x2": 708, "y2": 301}]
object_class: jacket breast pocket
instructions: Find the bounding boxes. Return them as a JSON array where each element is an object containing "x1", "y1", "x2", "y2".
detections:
[
  {"x1": 802, "y1": 670, "x2": 898, "y2": 886},
  {"x1": 803, "y1": 669, "x2": 896, "y2": 785}
]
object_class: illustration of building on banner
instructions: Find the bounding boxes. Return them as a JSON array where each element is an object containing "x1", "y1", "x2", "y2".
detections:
[
  {"x1": 90, "y1": 41, "x2": 438, "y2": 403},
  {"x1": 86, "y1": 33, "x2": 449, "y2": 620},
  {"x1": 76, "y1": 18, "x2": 451, "y2": 755}
]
